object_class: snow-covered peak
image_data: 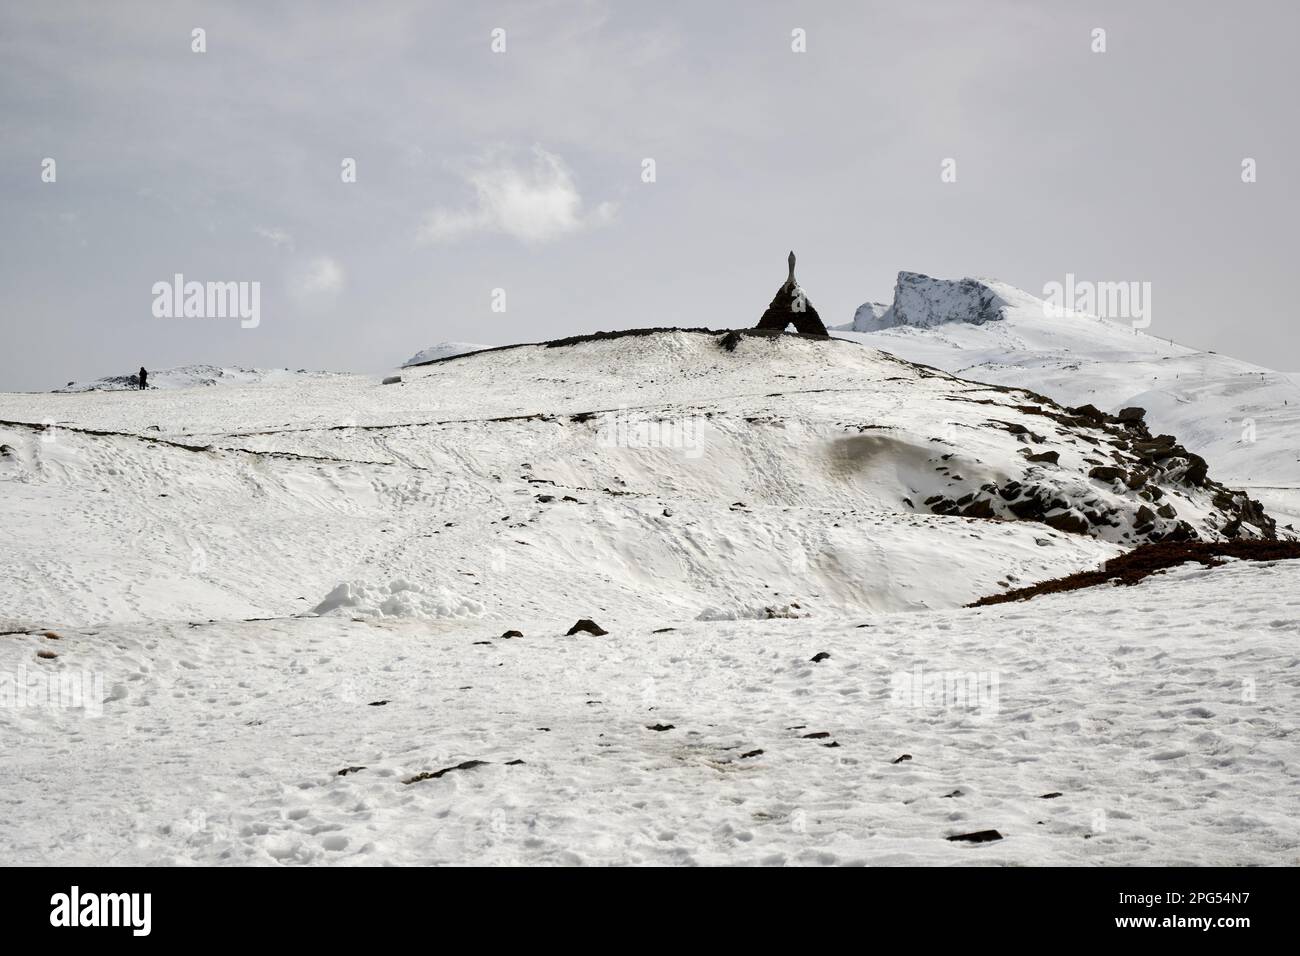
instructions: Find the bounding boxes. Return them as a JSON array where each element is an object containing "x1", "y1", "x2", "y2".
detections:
[
  {"x1": 833, "y1": 301, "x2": 890, "y2": 333},
  {"x1": 843, "y1": 270, "x2": 1160, "y2": 348},
  {"x1": 878, "y1": 271, "x2": 1009, "y2": 330},
  {"x1": 400, "y1": 342, "x2": 490, "y2": 368}
]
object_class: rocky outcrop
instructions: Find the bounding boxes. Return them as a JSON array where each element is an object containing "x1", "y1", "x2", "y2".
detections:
[
  {"x1": 755, "y1": 251, "x2": 828, "y2": 337},
  {"x1": 918, "y1": 389, "x2": 1277, "y2": 543},
  {"x1": 865, "y1": 272, "x2": 1008, "y2": 331}
]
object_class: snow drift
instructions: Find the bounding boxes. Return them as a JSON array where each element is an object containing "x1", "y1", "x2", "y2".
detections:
[{"x1": 312, "y1": 579, "x2": 483, "y2": 619}]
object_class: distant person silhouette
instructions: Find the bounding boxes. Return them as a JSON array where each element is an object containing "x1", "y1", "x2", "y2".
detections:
[{"x1": 138, "y1": 367, "x2": 148, "y2": 390}]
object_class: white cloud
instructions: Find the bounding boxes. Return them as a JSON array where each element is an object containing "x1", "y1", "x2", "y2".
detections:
[
  {"x1": 254, "y1": 226, "x2": 295, "y2": 250},
  {"x1": 418, "y1": 147, "x2": 616, "y2": 244},
  {"x1": 289, "y1": 256, "x2": 344, "y2": 304}
]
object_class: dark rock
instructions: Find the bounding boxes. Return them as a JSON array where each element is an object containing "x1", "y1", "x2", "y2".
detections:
[
  {"x1": 500, "y1": 629, "x2": 523, "y2": 639},
  {"x1": 810, "y1": 651, "x2": 831, "y2": 662},
  {"x1": 337, "y1": 766, "x2": 366, "y2": 776},
  {"x1": 646, "y1": 723, "x2": 675, "y2": 732},
  {"x1": 741, "y1": 749, "x2": 764, "y2": 759},
  {"x1": 1043, "y1": 510, "x2": 1090, "y2": 535},
  {"x1": 1067, "y1": 404, "x2": 1106, "y2": 423},
  {"x1": 946, "y1": 829, "x2": 1003, "y2": 843},
  {"x1": 1117, "y1": 406, "x2": 1146, "y2": 423},
  {"x1": 566, "y1": 618, "x2": 609, "y2": 636},
  {"x1": 1039, "y1": 792, "x2": 1063, "y2": 799},
  {"x1": 1088, "y1": 465, "x2": 1125, "y2": 483},
  {"x1": 652, "y1": 627, "x2": 676, "y2": 633},
  {"x1": 942, "y1": 789, "x2": 964, "y2": 798},
  {"x1": 891, "y1": 753, "x2": 913, "y2": 764},
  {"x1": 381, "y1": 375, "x2": 402, "y2": 385},
  {"x1": 367, "y1": 700, "x2": 389, "y2": 706},
  {"x1": 802, "y1": 731, "x2": 831, "y2": 739},
  {"x1": 404, "y1": 759, "x2": 489, "y2": 784},
  {"x1": 505, "y1": 759, "x2": 526, "y2": 766},
  {"x1": 1183, "y1": 453, "x2": 1209, "y2": 486},
  {"x1": 1008, "y1": 496, "x2": 1045, "y2": 520},
  {"x1": 1133, "y1": 435, "x2": 1178, "y2": 458},
  {"x1": 1023, "y1": 450, "x2": 1059, "y2": 464}
]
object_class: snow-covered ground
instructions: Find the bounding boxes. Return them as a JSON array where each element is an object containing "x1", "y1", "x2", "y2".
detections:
[
  {"x1": 1, "y1": 328, "x2": 1295, "y2": 865},
  {"x1": 3, "y1": 559, "x2": 1296, "y2": 865},
  {"x1": 54, "y1": 365, "x2": 345, "y2": 393}
]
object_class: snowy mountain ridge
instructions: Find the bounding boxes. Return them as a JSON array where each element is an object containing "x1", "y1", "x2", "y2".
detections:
[
  {"x1": 0, "y1": 329, "x2": 1276, "y2": 631},
  {"x1": 836, "y1": 272, "x2": 1300, "y2": 527},
  {"x1": 400, "y1": 342, "x2": 490, "y2": 368}
]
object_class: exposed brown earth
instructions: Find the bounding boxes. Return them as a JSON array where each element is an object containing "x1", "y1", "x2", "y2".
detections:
[{"x1": 969, "y1": 540, "x2": 1300, "y2": 607}]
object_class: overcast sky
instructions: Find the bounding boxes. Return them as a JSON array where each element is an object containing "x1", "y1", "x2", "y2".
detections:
[{"x1": 2, "y1": 0, "x2": 1297, "y2": 391}]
